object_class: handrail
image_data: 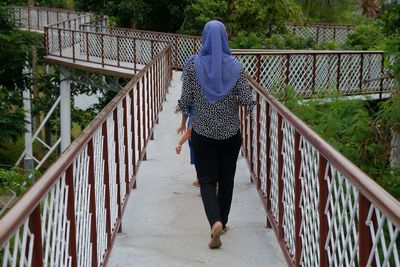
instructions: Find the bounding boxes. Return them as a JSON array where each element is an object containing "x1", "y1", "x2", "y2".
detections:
[
  {"x1": 247, "y1": 73, "x2": 400, "y2": 227},
  {"x1": 241, "y1": 73, "x2": 400, "y2": 266},
  {"x1": 0, "y1": 44, "x2": 173, "y2": 266}
]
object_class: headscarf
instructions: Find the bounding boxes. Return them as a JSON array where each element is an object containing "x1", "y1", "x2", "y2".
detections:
[{"x1": 183, "y1": 20, "x2": 242, "y2": 104}]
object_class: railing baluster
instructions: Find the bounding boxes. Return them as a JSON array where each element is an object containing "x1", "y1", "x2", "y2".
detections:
[
  {"x1": 88, "y1": 139, "x2": 99, "y2": 267},
  {"x1": 65, "y1": 164, "x2": 77, "y2": 267},
  {"x1": 277, "y1": 113, "x2": 284, "y2": 239},
  {"x1": 318, "y1": 155, "x2": 329, "y2": 267},
  {"x1": 29, "y1": 206, "x2": 43, "y2": 267},
  {"x1": 294, "y1": 131, "x2": 302, "y2": 267},
  {"x1": 101, "y1": 123, "x2": 112, "y2": 251}
]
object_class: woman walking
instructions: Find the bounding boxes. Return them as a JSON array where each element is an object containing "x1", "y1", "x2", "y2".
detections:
[{"x1": 178, "y1": 20, "x2": 254, "y2": 249}]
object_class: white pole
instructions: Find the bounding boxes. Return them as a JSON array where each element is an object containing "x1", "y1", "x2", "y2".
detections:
[
  {"x1": 60, "y1": 69, "x2": 71, "y2": 152},
  {"x1": 391, "y1": 132, "x2": 400, "y2": 168},
  {"x1": 23, "y1": 84, "x2": 34, "y2": 171}
]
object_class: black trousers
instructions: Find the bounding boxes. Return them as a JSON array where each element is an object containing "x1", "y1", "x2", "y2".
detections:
[{"x1": 191, "y1": 130, "x2": 242, "y2": 228}]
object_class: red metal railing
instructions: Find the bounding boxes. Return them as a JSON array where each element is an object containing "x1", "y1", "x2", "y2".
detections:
[
  {"x1": 45, "y1": 26, "x2": 170, "y2": 72},
  {"x1": 240, "y1": 74, "x2": 400, "y2": 267},
  {"x1": 233, "y1": 50, "x2": 395, "y2": 97},
  {"x1": 0, "y1": 45, "x2": 173, "y2": 267},
  {"x1": 286, "y1": 22, "x2": 355, "y2": 44}
]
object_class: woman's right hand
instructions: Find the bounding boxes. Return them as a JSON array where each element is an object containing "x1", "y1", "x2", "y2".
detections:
[{"x1": 175, "y1": 144, "x2": 182, "y2": 154}]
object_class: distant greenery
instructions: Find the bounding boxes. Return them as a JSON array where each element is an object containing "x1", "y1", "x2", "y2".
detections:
[{"x1": 281, "y1": 88, "x2": 400, "y2": 200}]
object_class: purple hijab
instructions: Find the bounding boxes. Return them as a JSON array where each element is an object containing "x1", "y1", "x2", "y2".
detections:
[{"x1": 184, "y1": 20, "x2": 242, "y2": 104}]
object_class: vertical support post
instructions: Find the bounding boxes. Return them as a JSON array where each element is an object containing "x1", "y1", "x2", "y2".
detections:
[
  {"x1": 255, "y1": 93, "x2": 261, "y2": 189},
  {"x1": 29, "y1": 205, "x2": 43, "y2": 267},
  {"x1": 294, "y1": 131, "x2": 302, "y2": 267},
  {"x1": 117, "y1": 36, "x2": 120, "y2": 67},
  {"x1": 113, "y1": 109, "x2": 122, "y2": 231},
  {"x1": 72, "y1": 31, "x2": 75, "y2": 63},
  {"x1": 65, "y1": 164, "x2": 77, "y2": 267},
  {"x1": 123, "y1": 98, "x2": 129, "y2": 195},
  {"x1": 86, "y1": 32, "x2": 89, "y2": 62},
  {"x1": 88, "y1": 139, "x2": 98, "y2": 267},
  {"x1": 23, "y1": 64, "x2": 34, "y2": 171},
  {"x1": 277, "y1": 114, "x2": 284, "y2": 239},
  {"x1": 379, "y1": 53, "x2": 384, "y2": 99},
  {"x1": 102, "y1": 123, "x2": 112, "y2": 250},
  {"x1": 141, "y1": 76, "x2": 146, "y2": 161},
  {"x1": 58, "y1": 29, "x2": 62, "y2": 56},
  {"x1": 359, "y1": 53, "x2": 364, "y2": 92},
  {"x1": 265, "y1": 103, "x2": 272, "y2": 228},
  {"x1": 336, "y1": 54, "x2": 341, "y2": 92},
  {"x1": 129, "y1": 90, "x2": 136, "y2": 178},
  {"x1": 136, "y1": 81, "x2": 142, "y2": 161},
  {"x1": 101, "y1": 34, "x2": 104, "y2": 67},
  {"x1": 359, "y1": 194, "x2": 373, "y2": 267},
  {"x1": 255, "y1": 54, "x2": 261, "y2": 83},
  {"x1": 285, "y1": 54, "x2": 290, "y2": 85},
  {"x1": 318, "y1": 155, "x2": 329, "y2": 267},
  {"x1": 312, "y1": 54, "x2": 316, "y2": 95},
  {"x1": 60, "y1": 69, "x2": 71, "y2": 152}
]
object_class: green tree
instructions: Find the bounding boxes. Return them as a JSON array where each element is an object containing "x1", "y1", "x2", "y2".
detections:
[{"x1": 0, "y1": 6, "x2": 42, "y2": 146}]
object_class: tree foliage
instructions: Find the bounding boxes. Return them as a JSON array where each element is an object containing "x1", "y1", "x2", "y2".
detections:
[{"x1": 0, "y1": 6, "x2": 42, "y2": 145}]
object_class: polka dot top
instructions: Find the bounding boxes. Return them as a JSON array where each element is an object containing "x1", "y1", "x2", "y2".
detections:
[{"x1": 178, "y1": 59, "x2": 254, "y2": 140}]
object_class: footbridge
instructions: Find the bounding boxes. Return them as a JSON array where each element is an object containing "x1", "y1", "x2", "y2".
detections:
[{"x1": 1, "y1": 6, "x2": 399, "y2": 267}]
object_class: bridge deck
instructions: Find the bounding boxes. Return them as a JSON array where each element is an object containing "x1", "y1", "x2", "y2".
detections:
[{"x1": 107, "y1": 72, "x2": 286, "y2": 267}]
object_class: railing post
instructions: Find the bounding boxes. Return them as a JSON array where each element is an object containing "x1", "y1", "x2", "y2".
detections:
[
  {"x1": 380, "y1": 53, "x2": 384, "y2": 99},
  {"x1": 318, "y1": 155, "x2": 329, "y2": 267},
  {"x1": 136, "y1": 81, "x2": 142, "y2": 162},
  {"x1": 146, "y1": 71, "x2": 152, "y2": 140},
  {"x1": 101, "y1": 34, "x2": 104, "y2": 67},
  {"x1": 72, "y1": 31, "x2": 75, "y2": 63},
  {"x1": 359, "y1": 194, "x2": 373, "y2": 266},
  {"x1": 277, "y1": 113, "x2": 284, "y2": 239},
  {"x1": 88, "y1": 139, "x2": 98, "y2": 267},
  {"x1": 359, "y1": 53, "x2": 364, "y2": 92},
  {"x1": 294, "y1": 131, "x2": 302, "y2": 267},
  {"x1": 133, "y1": 39, "x2": 137, "y2": 73},
  {"x1": 101, "y1": 123, "x2": 112, "y2": 250},
  {"x1": 65, "y1": 164, "x2": 77, "y2": 267},
  {"x1": 117, "y1": 36, "x2": 120, "y2": 67},
  {"x1": 285, "y1": 54, "x2": 290, "y2": 85},
  {"x1": 141, "y1": 76, "x2": 147, "y2": 161},
  {"x1": 255, "y1": 93, "x2": 261, "y2": 189},
  {"x1": 29, "y1": 205, "x2": 43, "y2": 267},
  {"x1": 312, "y1": 54, "x2": 316, "y2": 95},
  {"x1": 86, "y1": 32, "x2": 89, "y2": 62},
  {"x1": 58, "y1": 28, "x2": 62, "y2": 56},
  {"x1": 123, "y1": 98, "x2": 129, "y2": 195},
  {"x1": 129, "y1": 89, "x2": 137, "y2": 179},
  {"x1": 336, "y1": 54, "x2": 341, "y2": 92},
  {"x1": 265, "y1": 102, "x2": 272, "y2": 228},
  {"x1": 256, "y1": 54, "x2": 261, "y2": 84},
  {"x1": 113, "y1": 109, "x2": 123, "y2": 232}
]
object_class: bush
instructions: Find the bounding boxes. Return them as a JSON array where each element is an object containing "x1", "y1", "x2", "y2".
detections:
[
  {"x1": 345, "y1": 21, "x2": 386, "y2": 50},
  {"x1": 231, "y1": 31, "x2": 262, "y2": 49},
  {"x1": 264, "y1": 33, "x2": 314, "y2": 49},
  {"x1": 0, "y1": 168, "x2": 32, "y2": 196}
]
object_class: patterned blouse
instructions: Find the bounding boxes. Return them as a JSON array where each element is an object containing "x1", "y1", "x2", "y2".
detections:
[{"x1": 178, "y1": 59, "x2": 254, "y2": 140}]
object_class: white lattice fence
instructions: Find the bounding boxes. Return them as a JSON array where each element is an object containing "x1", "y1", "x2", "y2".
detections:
[
  {"x1": 233, "y1": 51, "x2": 395, "y2": 97},
  {"x1": 287, "y1": 23, "x2": 355, "y2": 45},
  {"x1": 0, "y1": 46, "x2": 172, "y2": 267},
  {"x1": 241, "y1": 75, "x2": 400, "y2": 267}
]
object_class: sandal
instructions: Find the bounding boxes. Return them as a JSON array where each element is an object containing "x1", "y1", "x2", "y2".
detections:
[{"x1": 208, "y1": 222, "x2": 223, "y2": 249}]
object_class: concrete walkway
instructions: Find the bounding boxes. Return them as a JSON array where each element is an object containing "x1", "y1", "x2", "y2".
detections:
[{"x1": 108, "y1": 71, "x2": 286, "y2": 267}]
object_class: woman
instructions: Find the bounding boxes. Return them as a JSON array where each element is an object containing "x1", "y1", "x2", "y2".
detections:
[{"x1": 178, "y1": 20, "x2": 254, "y2": 249}]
